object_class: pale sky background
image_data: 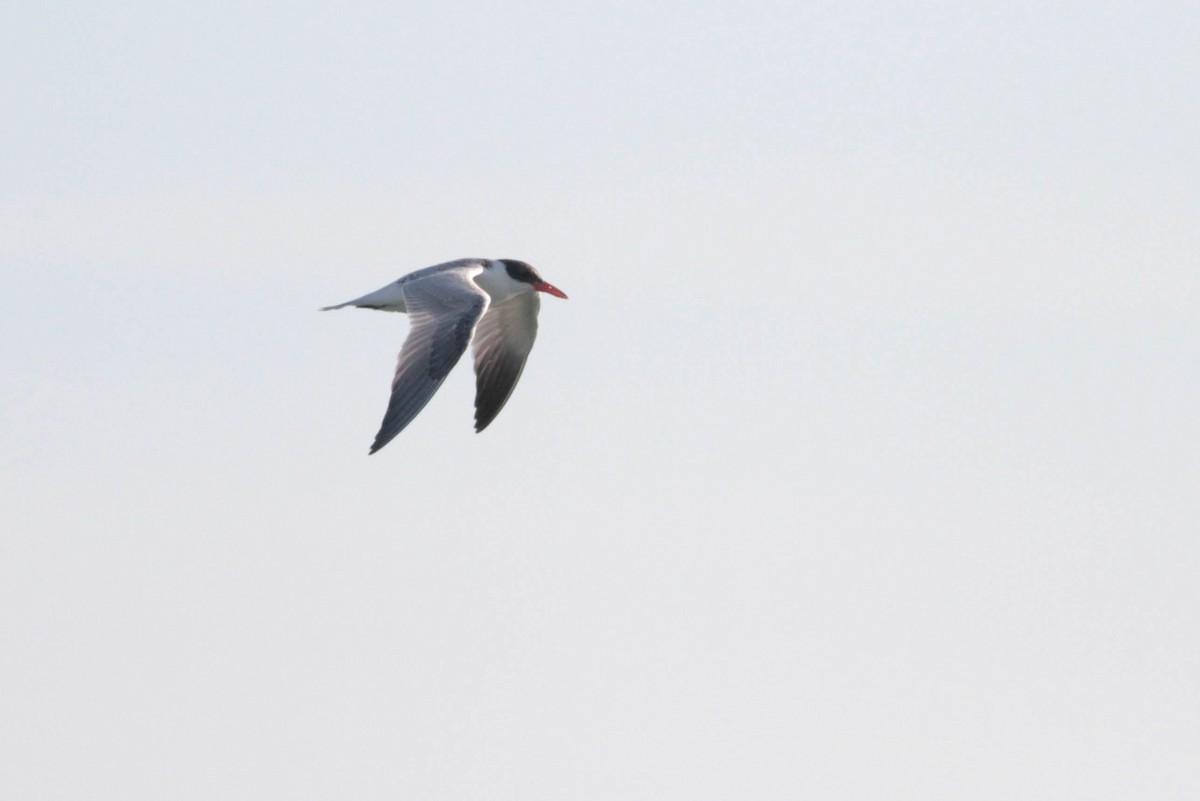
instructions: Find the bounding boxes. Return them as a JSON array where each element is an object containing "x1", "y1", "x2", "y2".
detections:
[{"x1": 2, "y1": 1, "x2": 1198, "y2": 798}]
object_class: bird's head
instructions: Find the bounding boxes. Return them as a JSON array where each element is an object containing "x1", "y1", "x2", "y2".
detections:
[{"x1": 494, "y1": 259, "x2": 568, "y2": 299}]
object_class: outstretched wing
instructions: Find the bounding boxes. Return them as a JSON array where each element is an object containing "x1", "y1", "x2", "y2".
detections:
[
  {"x1": 370, "y1": 271, "x2": 488, "y2": 453},
  {"x1": 471, "y1": 291, "x2": 540, "y2": 433}
]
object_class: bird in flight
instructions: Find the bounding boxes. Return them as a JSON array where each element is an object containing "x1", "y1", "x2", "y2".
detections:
[{"x1": 323, "y1": 258, "x2": 568, "y2": 453}]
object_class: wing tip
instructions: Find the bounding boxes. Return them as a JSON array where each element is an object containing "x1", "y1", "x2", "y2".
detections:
[
  {"x1": 369, "y1": 429, "x2": 396, "y2": 454},
  {"x1": 473, "y1": 402, "x2": 501, "y2": 433}
]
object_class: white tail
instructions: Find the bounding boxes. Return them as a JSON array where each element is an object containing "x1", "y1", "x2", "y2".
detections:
[{"x1": 320, "y1": 281, "x2": 409, "y2": 313}]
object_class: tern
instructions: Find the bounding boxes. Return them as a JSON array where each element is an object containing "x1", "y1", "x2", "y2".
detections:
[{"x1": 323, "y1": 258, "x2": 568, "y2": 453}]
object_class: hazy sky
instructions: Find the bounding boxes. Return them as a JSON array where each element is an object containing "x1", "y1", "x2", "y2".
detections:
[{"x1": 3, "y1": 2, "x2": 1198, "y2": 799}]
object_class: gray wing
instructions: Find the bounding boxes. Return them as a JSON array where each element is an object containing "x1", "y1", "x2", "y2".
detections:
[
  {"x1": 370, "y1": 272, "x2": 488, "y2": 453},
  {"x1": 471, "y1": 291, "x2": 540, "y2": 433}
]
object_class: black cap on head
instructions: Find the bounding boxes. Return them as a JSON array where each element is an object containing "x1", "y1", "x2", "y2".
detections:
[{"x1": 498, "y1": 259, "x2": 541, "y2": 285}]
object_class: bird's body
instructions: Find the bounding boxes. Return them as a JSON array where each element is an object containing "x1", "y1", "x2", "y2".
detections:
[{"x1": 323, "y1": 258, "x2": 567, "y2": 453}]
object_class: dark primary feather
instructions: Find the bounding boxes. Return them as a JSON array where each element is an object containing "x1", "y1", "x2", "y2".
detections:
[
  {"x1": 471, "y1": 292, "x2": 539, "y2": 432},
  {"x1": 370, "y1": 274, "x2": 487, "y2": 453}
]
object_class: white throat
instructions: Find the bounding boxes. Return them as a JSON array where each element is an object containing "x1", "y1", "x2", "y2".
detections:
[{"x1": 474, "y1": 260, "x2": 532, "y2": 301}]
